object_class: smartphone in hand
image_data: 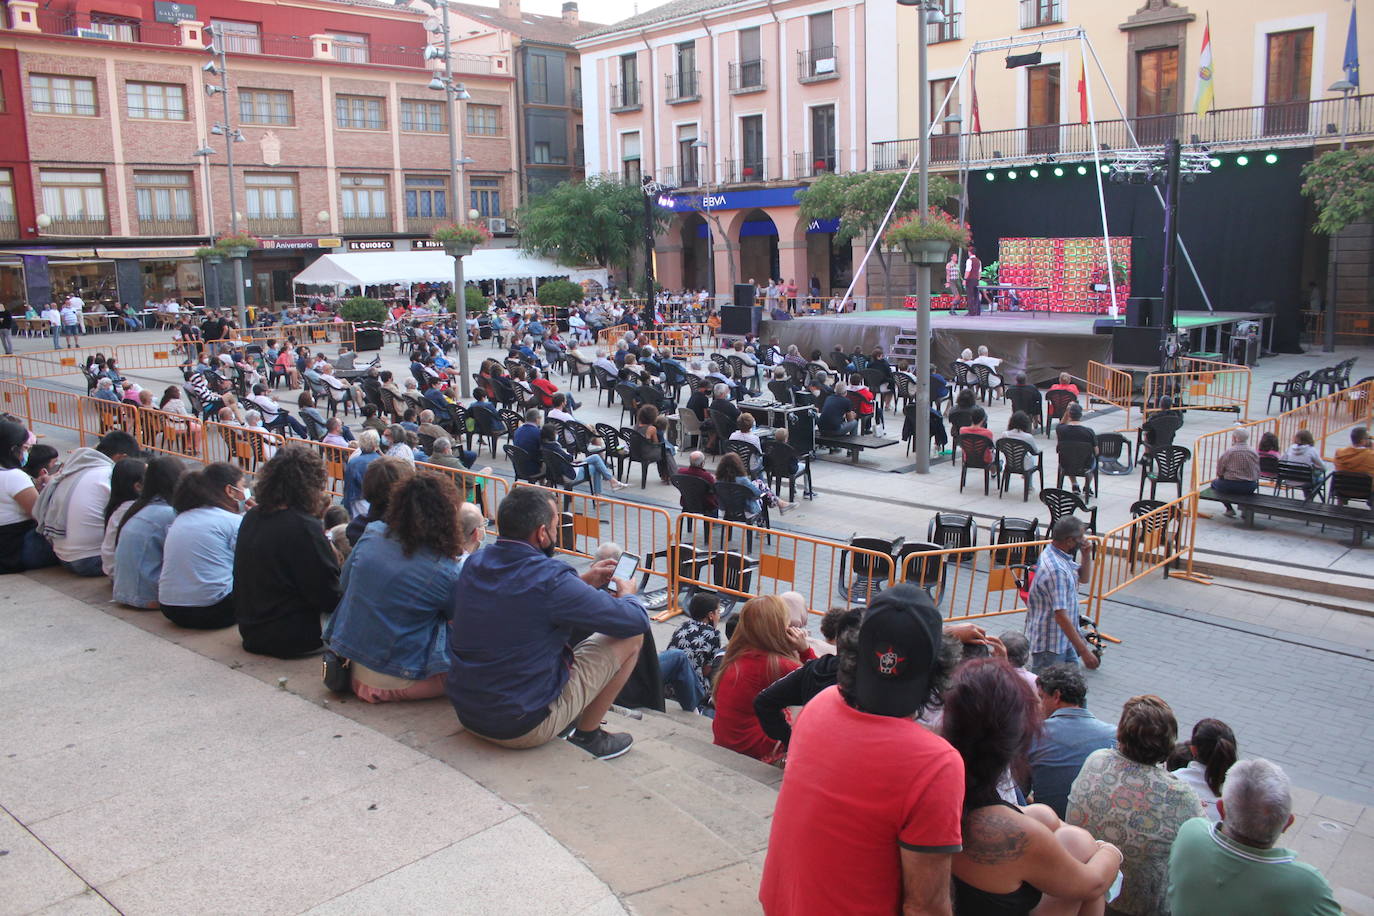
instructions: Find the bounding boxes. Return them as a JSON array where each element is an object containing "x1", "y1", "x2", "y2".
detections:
[{"x1": 605, "y1": 552, "x2": 639, "y2": 593}]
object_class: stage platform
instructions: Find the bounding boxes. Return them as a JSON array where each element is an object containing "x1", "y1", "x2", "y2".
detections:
[{"x1": 758, "y1": 309, "x2": 1269, "y2": 385}]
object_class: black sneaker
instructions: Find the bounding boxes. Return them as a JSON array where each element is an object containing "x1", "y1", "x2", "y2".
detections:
[{"x1": 566, "y1": 727, "x2": 634, "y2": 760}]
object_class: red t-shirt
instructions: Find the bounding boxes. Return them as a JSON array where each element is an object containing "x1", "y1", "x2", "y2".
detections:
[
  {"x1": 712, "y1": 649, "x2": 799, "y2": 763},
  {"x1": 759, "y1": 686, "x2": 965, "y2": 916},
  {"x1": 531, "y1": 377, "x2": 558, "y2": 406}
]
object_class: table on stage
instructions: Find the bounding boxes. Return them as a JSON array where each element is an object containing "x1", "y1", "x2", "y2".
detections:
[{"x1": 967, "y1": 285, "x2": 1051, "y2": 315}]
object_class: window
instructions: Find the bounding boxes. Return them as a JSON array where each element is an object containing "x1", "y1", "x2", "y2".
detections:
[
  {"x1": 0, "y1": 171, "x2": 16, "y2": 223},
  {"x1": 533, "y1": 141, "x2": 551, "y2": 163},
  {"x1": 741, "y1": 114, "x2": 763, "y2": 178},
  {"x1": 528, "y1": 53, "x2": 549, "y2": 104},
  {"x1": 400, "y1": 98, "x2": 445, "y2": 133},
  {"x1": 40, "y1": 170, "x2": 107, "y2": 223},
  {"x1": 810, "y1": 105, "x2": 836, "y2": 172},
  {"x1": 469, "y1": 177, "x2": 500, "y2": 219},
  {"x1": 575, "y1": 123, "x2": 584, "y2": 166},
  {"x1": 404, "y1": 175, "x2": 447, "y2": 219},
  {"x1": 801, "y1": 13, "x2": 837, "y2": 81},
  {"x1": 340, "y1": 175, "x2": 388, "y2": 218},
  {"x1": 674, "y1": 42, "x2": 697, "y2": 99},
  {"x1": 738, "y1": 27, "x2": 763, "y2": 88},
  {"x1": 212, "y1": 20, "x2": 261, "y2": 54},
  {"x1": 467, "y1": 104, "x2": 500, "y2": 135},
  {"x1": 809, "y1": 12, "x2": 833, "y2": 54},
  {"x1": 1027, "y1": 63, "x2": 1060, "y2": 154},
  {"x1": 1019, "y1": 0, "x2": 1062, "y2": 29},
  {"x1": 927, "y1": 0, "x2": 961, "y2": 43},
  {"x1": 1136, "y1": 48, "x2": 1179, "y2": 117},
  {"x1": 30, "y1": 74, "x2": 97, "y2": 116},
  {"x1": 930, "y1": 77, "x2": 960, "y2": 133},
  {"x1": 622, "y1": 132, "x2": 641, "y2": 185},
  {"x1": 211, "y1": 19, "x2": 261, "y2": 54},
  {"x1": 1265, "y1": 27, "x2": 1314, "y2": 135},
  {"x1": 91, "y1": 14, "x2": 138, "y2": 41},
  {"x1": 127, "y1": 82, "x2": 186, "y2": 120},
  {"x1": 329, "y1": 33, "x2": 369, "y2": 63},
  {"x1": 244, "y1": 172, "x2": 298, "y2": 219},
  {"x1": 135, "y1": 172, "x2": 193, "y2": 224},
  {"x1": 677, "y1": 123, "x2": 698, "y2": 185},
  {"x1": 572, "y1": 66, "x2": 582, "y2": 107},
  {"x1": 335, "y1": 94, "x2": 384, "y2": 130},
  {"x1": 239, "y1": 89, "x2": 293, "y2": 126}
]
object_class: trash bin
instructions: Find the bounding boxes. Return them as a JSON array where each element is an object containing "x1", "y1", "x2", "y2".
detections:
[{"x1": 354, "y1": 325, "x2": 384, "y2": 351}]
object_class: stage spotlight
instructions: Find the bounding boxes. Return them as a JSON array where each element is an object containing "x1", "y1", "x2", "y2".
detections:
[
  {"x1": 1053, "y1": 166, "x2": 1064, "y2": 177},
  {"x1": 1007, "y1": 170, "x2": 1018, "y2": 179},
  {"x1": 1236, "y1": 155, "x2": 1249, "y2": 166},
  {"x1": 1209, "y1": 157, "x2": 1222, "y2": 168},
  {"x1": 984, "y1": 171, "x2": 996, "y2": 181},
  {"x1": 1076, "y1": 165, "x2": 1088, "y2": 175},
  {"x1": 1028, "y1": 168, "x2": 1039, "y2": 178},
  {"x1": 1264, "y1": 152, "x2": 1279, "y2": 165}
]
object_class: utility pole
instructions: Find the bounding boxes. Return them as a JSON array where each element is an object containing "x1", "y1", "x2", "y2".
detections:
[
  {"x1": 1159, "y1": 138, "x2": 1182, "y2": 370},
  {"x1": 913, "y1": 0, "x2": 933, "y2": 473}
]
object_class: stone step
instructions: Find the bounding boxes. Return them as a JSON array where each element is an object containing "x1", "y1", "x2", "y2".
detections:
[{"x1": 1187, "y1": 552, "x2": 1374, "y2": 606}]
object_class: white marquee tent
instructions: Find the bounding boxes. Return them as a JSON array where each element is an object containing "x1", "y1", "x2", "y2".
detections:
[{"x1": 292, "y1": 249, "x2": 608, "y2": 293}]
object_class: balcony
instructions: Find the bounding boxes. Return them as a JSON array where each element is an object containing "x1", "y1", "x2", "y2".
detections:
[
  {"x1": 927, "y1": 9, "x2": 962, "y2": 44},
  {"x1": 657, "y1": 166, "x2": 700, "y2": 189},
  {"x1": 870, "y1": 95, "x2": 1374, "y2": 170},
  {"x1": 1019, "y1": 0, "x2": 1063, "y2": 29},
  {"x1": 42, "y1": 216, "x2": 110, "y2": 236},
  {"x1": 792, "y1": 151, "x2": 839, "y2": 179},
  {"x1": 610, "y1": 81, "x2": 642, "y2": 113},
  {"x1": 729, "y1": 60, "x2": 766, "y2": 94},
  {"x1": 722, "y1": 158, "x2": 772, "y2": 184},
  {"x1": 572, "y1": 86, "x2": 582, "y2": 109},
  {"x1": 246, "y1": 216, "x2": 302, "y2": 237},
  {"x1": 340, "y1": 216, "x2": 394, "y2": 235},
  {"x1": 666, "y1": 71, "x2": 700, "y2": 104},
  {"x1": 797, "y1": 47, "x2": 839, "y2": 83},
  {"x1": 138, "y1": 216, "x2": 198, "y2": 236},
  {"x1": 405, "y1": 215, "x2": 447, "y2": 234},
  {"x1": 0, "y1": 218, "x2": 18, "y2": 240}
]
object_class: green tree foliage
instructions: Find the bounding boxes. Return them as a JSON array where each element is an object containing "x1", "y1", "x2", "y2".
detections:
[
  {"x1": 339, "y1": 296, "x2": 387, "y2": 324},
  {"x1": 1302, "y1": 150, "x2": 1374, "y2": 235},
  {"x1": 797, "y1": 172, "x2": 960, "y2": 305},
  {"x1": 447, "y1": 286, "x2": 489, "y2": 314},
  {"x1": 516, "y1": 176, "x2": 668, "y2": 281},
  {"x1": 536, "y1": 278, "x2": 585, "y2": 310}
]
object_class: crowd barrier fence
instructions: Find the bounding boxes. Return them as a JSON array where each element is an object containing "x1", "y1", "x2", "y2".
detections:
[
  {"x1": 1308, "y1": 310, "x2": 1374, "y2": 339},
  {"x1": 1085, "y1": 361, "x2": 1136, "y2": 430},
  {"x1": 1142, "y1": 357, "x2": 1251, "y2": 422}
]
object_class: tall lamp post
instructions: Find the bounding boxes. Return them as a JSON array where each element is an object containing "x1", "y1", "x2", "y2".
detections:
[
  {"x1": 192, "y1": 142, "x2": 221, "y2": 310},
  {"x1": 691, "y1": 134, "x2": 717, "y2": 302},
  {"x1": 1323, "y1": 78, "x2": 1357, "y2": 354},
  {"x1": 202, "y1": 28, "x2": 248, "y2": 328},
  {"x1": 896, "y1": 0, "x2": 946, "y2": 474}
]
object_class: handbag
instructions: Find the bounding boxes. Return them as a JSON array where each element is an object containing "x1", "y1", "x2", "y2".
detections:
[{"x1": 322, "y1": 649, "x2": 352, "y2": 693}]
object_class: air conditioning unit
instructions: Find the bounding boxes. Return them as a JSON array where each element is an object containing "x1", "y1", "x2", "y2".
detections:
[
  {"x1": 487, "y1": 217, "x2": 507, "y2": 234},
  {"x1": 813, "y1": 57, "x2": 835, "y2": 74},
  {"x1": 69, "y1": 27, "x2": 112, "y2": 39}
]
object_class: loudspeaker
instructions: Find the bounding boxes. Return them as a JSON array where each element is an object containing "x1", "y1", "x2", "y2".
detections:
[
  {"x1": 1127, "y1": 297, "x2": 1160, "y2": 328},
  {"x1": 720, "y1": 306, "x2": 760, "y2": 335},
  {"x1": 1112, "y1": 327, "x2": 1162, "y2": 366},
  {"x1": 733, "y1": 283, "x2": 756, "y2": 309},
  {"x1": 1093, "y1": 318, "x2": 1125, "y2": 335}
]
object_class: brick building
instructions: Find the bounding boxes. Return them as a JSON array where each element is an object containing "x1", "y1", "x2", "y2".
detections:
[{"x1": 0, "y1": 0, "x2": 515, "y2": 312}]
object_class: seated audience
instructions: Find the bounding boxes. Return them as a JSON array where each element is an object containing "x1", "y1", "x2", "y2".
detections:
[
  {"x1": 818, "y1": 382, "x2": 859, "y2": 437},
  {"x1": 1211, "y1": 428, "x2": 1260, "y2": 516},
  {"x1": 1257, "y1": 431, "x2": 1281, "y2": 461},
  {"x1": 1172, "y1": 718, "x2": 1238, "y2": 823},
  {"x1": 716, "y1": 451, "x2": 793, "y2": 516},
  {"x1": 1028, "y1": 664, "x2": 1117, "y2": 819},
  {"x1": 0, "y1": 421, "x2": 57, "y2": 573},
  {"x1": 540, "y1": 423, "x2": 627, "y2": 495},
  {"x1": 659, "y1": 592, "x2": 722, "y2": 714},
  {"x1": 1000, "y1": 410, "x2": 1041, "y2": 471},
  {"x1": 944, "y1": 659, "x2": 1123, "y2": 915},
  {"x1": 727, "y1": 412, "x2": 765, "y2": 474},
  {"x1": 959, "y1": 407, "x2": 996, "y2": 465},
  {"x1": 99, "y1": 458, "x2": 147, "y2": 576},
  {"x1": 158, "y1": 463, "x2": 246, "y2": 629},
  {"x1": 1282, "y1": 429, "x2": 1329, "y2": 498},
  {"x1": 234, "y1": 447, "x2": 342, "y2": 658},
  {"x1": 753, "y1": 607, "x2": 862, "y2": 748},
  {"x1": 446, "y1": 487, "x2": 649, "y2": 759},
  {"x1": 1055, "y1": 403, "x2": 1099, "y2": 495},
  {"x1": 998, "y1": 629, "x2": 1037, "y2": 690},
  {"x1": 1334, "y1": 425, "x2": 1374, "y2": 476},
  {"x1": 1068, "y1": 694, "x2": 1204, "y2": 916},
  {"x1": 677, "y1": 450, "x2": 718, "y2": 512},
  {"x1": 343, "y1": 429, "x2": 382, "y2": 516},
  {"x1": 34, "y1": 431, "x2": 140, "y2": 577},
  {"x1": 325, "y1": 475, "x2": 484, "y2": 703},
  {"x1": 346, "y1": 456, "x2": 413, "y2": 546},
  {"x1": 1167, "y1": 758, "x2": 1340, "y2": 916},
  {"x1": 711, "y1": 595, "x2": 810, "y2": 763},
  {"x1": 1050, "y1": 372, "x2": 1081, "y2": 396}
]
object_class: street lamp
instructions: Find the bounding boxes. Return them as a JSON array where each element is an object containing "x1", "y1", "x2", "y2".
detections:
[
  {"x1": 202, "y1": 27, "x2": 249, "y2": 327},
  {"x1": 690, "y1": 134, "x2": 718, "y2": 301},
  {"x1": 1323, "y1": 78, "x2": 1357, "y2": 354},
  {"x1": 895, "y1": 0, "x2": 945, "y2": 473}
]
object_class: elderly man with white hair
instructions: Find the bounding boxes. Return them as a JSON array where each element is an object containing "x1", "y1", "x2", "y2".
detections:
[
  {"x1": 1167, "y1": 758, "x2": 1339, "y2": 915},
  {"x1": 1210, "y1": 427, "x2": 1261, "y2": 516}
]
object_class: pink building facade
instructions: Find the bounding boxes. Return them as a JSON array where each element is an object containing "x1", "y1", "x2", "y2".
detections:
[{"x1": 575, "y1": 0, "x2": 896, "y2": 298}]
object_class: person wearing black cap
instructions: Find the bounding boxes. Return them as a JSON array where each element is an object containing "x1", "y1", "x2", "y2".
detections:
[{"x1": 759, "y1": 584, "x2": 967, "y2": 916}]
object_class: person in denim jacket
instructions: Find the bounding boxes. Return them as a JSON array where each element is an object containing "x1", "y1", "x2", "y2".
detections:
[
  {"x1": 324, "y1": 474, "x2": 485, "y2": 703},
  {"x1": 111, "y1": 458, "x2": 185, "y2": 608}
]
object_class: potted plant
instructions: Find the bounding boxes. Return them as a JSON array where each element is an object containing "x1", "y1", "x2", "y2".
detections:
[
  {"x1": 742, "y1": 166, "x2": 755, "y2": 179},
  {"x1": 340, "y1": 296, "x2": 387, "y2": 351},
  {"x1": 194, "y1": 245, "x2": 223, "y2": 264},
  {"x1": 886, "y1": 207, "x2": 971, "y2": 265},
  {"x1": 431, "y1": 221, "x2": 492, "y2": 257},
  {"x1": 214, "y1": 231, "x2": 261, "y2": 258}
]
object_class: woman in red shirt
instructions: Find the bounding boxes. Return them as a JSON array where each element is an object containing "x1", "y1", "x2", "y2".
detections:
[{"x1": 712, "y1": 594, "x2": 810, "y2": 764}]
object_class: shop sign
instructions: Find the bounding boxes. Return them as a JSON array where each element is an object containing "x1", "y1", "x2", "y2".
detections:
[
  {"x1": 657, "y1": 186, "x2": 805, "y2": 213},
  {"x1": 262, "y1": 238, "x2": 343, "y2": 250},
  {"x1": 154, "y1": 1, "x2": 196, "y2": 23},
  {"x1": 413, "y1": 239, "x2": 447, "y2": 250},
  {"x1": 347, "y1": 240, "x2": 395, "y2": 251}
]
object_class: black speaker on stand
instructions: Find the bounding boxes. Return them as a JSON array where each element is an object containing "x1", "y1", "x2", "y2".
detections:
[
  {"x1": 1126, "y1": 297, "x2": 1161, "y2": 328},
  {"x1": 721, "y1": 283, "x2": 761, "y2": 336}
]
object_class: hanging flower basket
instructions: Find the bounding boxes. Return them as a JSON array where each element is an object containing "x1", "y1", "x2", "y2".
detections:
[
  {"x1": 213, "y1": 232, "x2": 261, "y2": 257},
  {"x1": 886, "y1": 208, "x2": 972, "y2": 265},
  {"x1": 431, "y1": 221, "x2": 492, "y2": 256},
  {"x1": 742, "y1": 166, "x2": 755, "y2": 178}
]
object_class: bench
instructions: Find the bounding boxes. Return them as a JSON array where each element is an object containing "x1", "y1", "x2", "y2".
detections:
[
  {"x1": 815, "y1": 433, "x2": 898, "y2": 464},
  {"x1": 1200, "y1": 487, "x2": 1372, "y2": 547}
]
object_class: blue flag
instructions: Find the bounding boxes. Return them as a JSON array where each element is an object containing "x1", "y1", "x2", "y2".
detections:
[{"x1": 1345, "y1": 3, "x2": 1360, "y2": 88}]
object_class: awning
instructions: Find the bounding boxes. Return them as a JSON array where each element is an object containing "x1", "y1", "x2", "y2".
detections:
[
  {"x1": 0, "y1": 247, "x2": 97, "y2": 259},
  {"x1": 96, "y1": 247, "x2": 202, "y2": 260},
  {"x1": 292, "y1": 249, "x2": 608, "y2": 288}
]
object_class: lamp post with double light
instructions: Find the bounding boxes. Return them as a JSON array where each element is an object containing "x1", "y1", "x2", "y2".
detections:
[
  {"x1": 202, "y1": 29, "x2": 249, "y2": 327},
  {"x1": 1323, "y1": 77, "x2": 1357, "y2": 354}
]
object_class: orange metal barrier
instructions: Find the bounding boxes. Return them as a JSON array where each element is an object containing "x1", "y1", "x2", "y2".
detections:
[
  {"x1": 421, "y1": 460, "x2": 509, "y2": 521},
  {"x1": 1142, "y1": 357, "x2": 1251, "y2": 421},
  {"x1": 1087, "y1": 490, "x2": 1205, "y2": 620},
  {"x1": 133, "y1": 405, "x2": 205, "y2": 460},
  {"x1": 234, "y1": 321, "x2": 355, "y2": 348},
  {"x1": 668, "y1": 514, "x2": 897, "y2": 622},
  {"x1": 1309, "y1": 310, "x2": 1374, "y2": 338},
  {"x1": 0, "y1": 378, "x2": 29, "y2": 422},
  {"x1": 1086, "y1": 360, "x2": 1135, "y2": 430},
  {"x1": 596, "y1": 324, "x2": 631, "y2": 348},
  {"x1": 896, "y1": 537, "x2": 1056, "y2": 624}
]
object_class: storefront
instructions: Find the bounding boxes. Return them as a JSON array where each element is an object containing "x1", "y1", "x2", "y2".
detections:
[
  {"x1": 0, "y1": 257, "x2": 25, "y2": 311},
  {"x1": 1, "y1": 246, "x2": 206, "y2": 309}
]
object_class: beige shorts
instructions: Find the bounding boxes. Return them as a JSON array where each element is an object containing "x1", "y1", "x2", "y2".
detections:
[{"x1": 472, "y1": 634, "x2": 624, "y2": 749}]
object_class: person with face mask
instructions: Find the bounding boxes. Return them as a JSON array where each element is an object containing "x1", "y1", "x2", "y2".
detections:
[
  {"x1": 157, "y1": 462, "x2": 246, "y2": 629},
  {"x1": 0, "y1": 421, "x2": 60, "y2": 573},
  {"x1": 445, "y1": 487, "x2": 650, "y2": 760}
]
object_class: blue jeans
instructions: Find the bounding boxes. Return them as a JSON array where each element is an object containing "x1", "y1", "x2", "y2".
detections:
[
  {"x1": 1031, "y1": 649, "x2": 1078, "y2": 675},
  {"x1": 22, "y1": 529, "x2": 58, "y2": 570},
  {"x1": 658, "y1": 648, "x2": 703, "y2": 712},
  {"x1": 572, "y1": 454, "x2": 615, "y2": 495},
  {"x1": 265, "y1": 413, "x2": 308, "y2": 438},
  {"x1": 51, "y1": 327, "x2": 63, "y2": 349},
  {"x1": 61, "y1": 555, "x2": 105, "y2": 577}
]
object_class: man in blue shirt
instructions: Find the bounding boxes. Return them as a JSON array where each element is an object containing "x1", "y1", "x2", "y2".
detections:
[
  {"x1": 447, "y1": 487, "x2": 648, "y2": 758},
  {"x1": 1024, "y1": 516, "x2": 1098, "y2": 673},
  {"x1": 1027, "y1": 664, "x2": 1117, "y2": 818},
  {"x1": 818, "y1": 383, "x2": 859, "y2": 437}
]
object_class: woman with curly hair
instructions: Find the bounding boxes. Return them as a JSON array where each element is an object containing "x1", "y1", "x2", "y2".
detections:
[
  {"x1": 711, "y1": 594, "x2": 811, "y2": 763},
  {"x1": 323, "y1": 473, "x2": 485, "y2": 702},
  {"x1": 233, "y1": 446, "x2": 342, "y2": 658}
]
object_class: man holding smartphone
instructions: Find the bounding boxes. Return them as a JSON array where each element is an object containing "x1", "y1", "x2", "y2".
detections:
[
  {"x1": 1024, "y1": 516, "x2": 1099, "y2": 674},
  {"x1": 446, "y1": 488, "x2": 650, "y2": 759}
]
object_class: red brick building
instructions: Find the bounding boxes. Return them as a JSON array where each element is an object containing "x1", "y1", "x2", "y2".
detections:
[{"x1": 0, "y1": 0, "x2": 516, "y2": 311}]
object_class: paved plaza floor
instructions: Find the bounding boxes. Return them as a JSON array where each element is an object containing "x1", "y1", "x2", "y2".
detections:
[{"x1": 1, "y1": 323, "x2": 1371, "y2": 914}]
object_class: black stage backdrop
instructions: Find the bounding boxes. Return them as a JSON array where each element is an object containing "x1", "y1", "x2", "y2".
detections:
[{"x1": 967, "y1": 149, "x2": 1311, "y2": 351}]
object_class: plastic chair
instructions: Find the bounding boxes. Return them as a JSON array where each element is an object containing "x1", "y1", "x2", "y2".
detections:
[
  {"x1": 1330, "y1": 470, "x2": 1374, "y2": 508},
  {"x1": 594, "y1": 423, "x2": 629, "y2": 478},
  {"x1": 996, "y1": 438, "x2": 1043, "y2": 501},
  {"x1": 727, "y1": 439, "x2": 765, "y2": 476},
  {"x1": 989, "y1": 516, "x2": 1041, "y2": 568},
  {"x1": 1273, "y1": 459, "x2": 1327, "y2": 503},
  {"x1": 897, "y1": 541, "x2": 947, "y2": 605},
  {"x1": 676, "y1": 409, "x2": 704, "y2": 451},
  {"x1": 1056, "y1": 440, "x2": 1101, "y2": 498},
  {"x1": 714, "y1": 480, "x2": 770, "y2": 550},
  {"x1": 1096, "y1": 433, "x2": 1133, "y2": 475},
  {"x1": 958, "y1": 432, "x2": 1001, "y2": 495},
  {"x1": 504, "y1": 443, "x2": 545, "y2": 484},
  {"x1": 592, "y1": 366, "x2": 619, "y2": 407},
  {"x1": 1006, "y1": 385, "x2": 1043, "y2": 431},
  {"x1": 838, "y1": 535, "x2": 903, "y2": 604},
  {"x1": 1045, "y1": 390, "x2": 1079, "y2": 437},
  {"x1": 1039, "y1": 488, "x2": 1098, "y2": 533},
  {"x1": 621, "y1": 426, "x2": 666, "y2": 488},
  {"x1": 927, "y1": 512, "x2": 977, "y2": 551},
  {"x1": 765, "y1": 440, "x2": 812, "y2": 501},
  {"x1": 1267, "y1": 370, "x2": 1310, "y2": 413},
  {"x1": 1138, "y1": 444, "x2": 1190, "y2": 501},
  {"x1": 670, "y1": 473, "x2": 718, "y2": 521}
]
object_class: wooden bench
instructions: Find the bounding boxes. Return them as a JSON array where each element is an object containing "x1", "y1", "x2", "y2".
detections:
[
  {"x1": 815, "y1": 433, "x2": 898, "y2": 464},
  {"x1": 1200, "y1": 487, "x2": 1372, "y2": 547}
]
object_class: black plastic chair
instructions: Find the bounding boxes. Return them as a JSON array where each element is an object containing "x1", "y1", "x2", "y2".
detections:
[
  {"x1": 768, "y1": 379, "x2": 796, "y2": 404},
  {"x1": 1096, "y1": 433, "x2": 1133, "y2": 475},
  {"x1": 594, "y1": 423, "x2": 629, "y2": 478},
  {"x1": 990, "y1": 516, "x2": 1041, "y2": 567},
  {"x1": 727, "y1": 439, "x2": 765, "y2": 476},
  {"x1": 504, "y1": 443, "x2": 544, "y2": 484},
  {"x1": 540, "y1": 445, "x2": 596, "y2": 499},
  {"x1": 839, "y1": 535, "x2": 903, "y2": 604},
  {"x1": 621, "y1": 426, "x2": 666, "y2": 488},
  {"x1": 765, "y1": 440, "x2": 812, "y2": 501},
  {"x1": 1040, "y1": 488, "x2": 1098, "y2": 533},
  {"x1": 948, "y1": 362, "x2": 975, "y2": 398},
  {"x1": 1330, "y1": 470, "x2": 1374, "y2": 508},
  {"x1": 927, "y1": 512, "x2": 977, "y2": 552},
  {"x1": 1139, "y1": 444, "x2": 1190, "y2": 500},
  {"x1": 1127, "y1": 498, "x2": 1181, "y2": 572},
  {"x1": 1006, "y1": 385, "x2": 1043, "y2": 431},
  {"x1": 670, "y1": 473, "x2": 718, "y2": 522},
  {"x1": 726, "y1": 355, "x2": 760, "y2": 395},
  {"x1": 1045, "y1": 390, "x2": 1079, "y2": 437},
  {"x1": 592, "y1": 366, "x2": 619, "y2": 407},
  {"x1": 970, "y1": 363, "x2": 1001, "y2": 403},
  {"x1": 615, "y1": 382, "x2": 641, "y2": 426},
  {"x1": 897, "y1": 541, "x2": 947, "y2": 605},
  {"x1": 1267, "y1": 371, "x2": 1310, "y2": 413},
  {"x1": 714, "y1": 480, "x2": 770, "y2": 550},
  {"x1": 469, "y1": 407, "x2": 507, "y2": 458},
  {"x1": 709, "y1": 408, "x2": 738, "y2": 445},
  {"x1": 996, "y1": 438, "x2": 1043, "y2": 501},
  {"x1": 958, "y1": 432, "x2": 1001, "y2": 495},
  {"x1": 1273, "y1": 459, "x2": 1327, "y2": 503},
  {"x1": 1056, "y1": 440, "x2": 1101, "y2": 497}
]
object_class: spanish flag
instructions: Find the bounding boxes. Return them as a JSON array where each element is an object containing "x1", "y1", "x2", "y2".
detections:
[{"x1": 1195, "y1": 19, "x2": 1215, "y2": 117}]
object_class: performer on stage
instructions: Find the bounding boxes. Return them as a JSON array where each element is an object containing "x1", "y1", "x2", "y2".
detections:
[{"x1": 964, "y1": 247, "x2": 983, "y2": 317}]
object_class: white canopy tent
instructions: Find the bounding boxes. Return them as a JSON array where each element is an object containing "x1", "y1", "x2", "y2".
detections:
[{"x1": 292, "y1": 249, "x2": 608, "y2": 294}]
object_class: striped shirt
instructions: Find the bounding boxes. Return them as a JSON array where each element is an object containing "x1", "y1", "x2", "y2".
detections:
[{"x1": 1025, "y1": 544, "x2": 1081, "y2": 655}]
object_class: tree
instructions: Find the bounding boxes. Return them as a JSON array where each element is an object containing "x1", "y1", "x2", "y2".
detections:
[
  {"x1": 340, "y1": 296, "x2": 386, "y2": 324},
  {"x1": 536, "y1": 278, "x2": 584, "y2": 311},
  {"x1": 797, "y1": 172, "x2": 960, "y2": 307},
  {"x1": 1301, "y1": 149, "x2": 1374, "y2": 235},
  {"x1": 516, "y1": 176, "x2": 669, "y2": 286}
]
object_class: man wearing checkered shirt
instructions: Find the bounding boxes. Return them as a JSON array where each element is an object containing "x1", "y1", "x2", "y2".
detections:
[{"x1": 1025, "y1": 516, "x2": 1099, "y2": 674}]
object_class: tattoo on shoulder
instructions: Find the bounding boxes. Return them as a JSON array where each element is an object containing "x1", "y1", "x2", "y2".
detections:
[{"x1": 961, "y1": 808, "x2": 1030, "y2": 865}]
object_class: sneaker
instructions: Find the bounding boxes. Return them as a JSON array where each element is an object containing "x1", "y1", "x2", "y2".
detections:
[
  {"x1": 567, "y1": 727, "x2": 634, "y2": 759},
  {"x1": 610, "y1": 480, "x2": 629, "y2": 491},
  {"x1": 778, "y1": 502, "x2": 796, "y2": 515}
]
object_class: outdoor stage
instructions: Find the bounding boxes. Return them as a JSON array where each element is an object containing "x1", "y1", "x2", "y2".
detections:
[{"x1": 758, "y1": 309, "x2": 1270, "y2": 384}]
